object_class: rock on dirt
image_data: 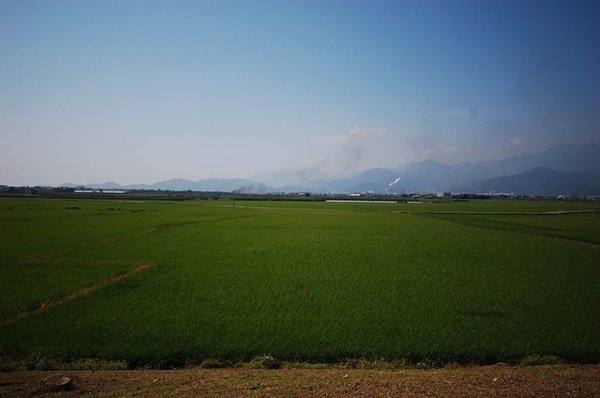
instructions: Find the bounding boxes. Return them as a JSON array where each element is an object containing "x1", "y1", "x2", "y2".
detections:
[{"x1": 42, "y1": 373, "x2": 74, "y2": 391}]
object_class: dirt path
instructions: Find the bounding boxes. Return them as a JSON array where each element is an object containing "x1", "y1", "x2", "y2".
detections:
[
  {"x1": 0, "y1": 262, "x2": 156, "y2": 327},
  {"x1": 1, "y1": 365, "x2": 599, "y2": 397}
]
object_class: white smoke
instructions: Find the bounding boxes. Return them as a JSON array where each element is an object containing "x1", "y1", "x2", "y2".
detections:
[{"x1": 388, "y1": 177, "x2": 401, "y2": 187}]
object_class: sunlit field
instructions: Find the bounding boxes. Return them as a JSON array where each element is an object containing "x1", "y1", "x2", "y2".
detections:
[{"x1": 1, "y1": 197, "x2": 598, "y2": 369}]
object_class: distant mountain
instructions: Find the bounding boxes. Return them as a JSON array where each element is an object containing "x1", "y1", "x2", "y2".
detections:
[
  {"x1": 273, "y1": 143, "x2": 600, "y2": 194},
  {"x1": 386, "y1": 142, "x2": 600, "y2": 191},
  {"x1": 61, "y1": 181, "x2": 136, "y2": 189},
  {"x1": 451, "y1": 167, "x2": 600, "y2": 196},
  {"x1": 62, "y1": 178, "x2": 261, "y2": 192},
  {"x1": 151, "y1": 178, "x2": 196, "y2": 191},
  {"x1": 195, "y1": 178, "x2": 264, "y2": 192},
  {"x1": 392, "y1": 159, "x2": 463, "y2": 191},
  {"x1": 318, "y1": 168, "x2": 399, "y2": 193},
  {"x1": 251, "y1": 168, "x2": 329, "y2": 188},
  {"x1": 450, "y1": 142, "x2": 600, "y2": 182},
  {"x1": 62, "y1": 142, "x2": 600, "y2": 195}
]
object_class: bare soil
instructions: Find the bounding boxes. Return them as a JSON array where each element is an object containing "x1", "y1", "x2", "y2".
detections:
[{"x1": 1, "y1": 364, "x2": 599, "y2": 397}]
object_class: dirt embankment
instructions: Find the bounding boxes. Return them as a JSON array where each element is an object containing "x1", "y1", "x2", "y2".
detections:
[{"x1": 1, "y1": 364, "x2": 599, "y2": 397}]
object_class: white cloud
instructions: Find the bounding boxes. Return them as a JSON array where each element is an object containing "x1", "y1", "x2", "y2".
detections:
[
  {"x1": 312, "y1": 126, "x2": 385, "y2": 173},
  {"x1": 440, "y1": 144, "x2": 473, "y2": 156},
  {"x1": 315, "y1": 126, "x2": 383, "y2": 146}
]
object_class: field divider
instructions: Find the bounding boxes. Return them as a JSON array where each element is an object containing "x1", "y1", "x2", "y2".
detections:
[
  {"x1": 421, "y1": 212, "x2": 599, "y2": 247},
  {"x1": 423, "y1": 210, "x2": 598, "y2": 215},
  {"x1": 0, "y1": 262, "x2": 156, "y2": 327}
]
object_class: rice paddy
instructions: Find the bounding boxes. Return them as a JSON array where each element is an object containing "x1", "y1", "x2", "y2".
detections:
[{"x1": 1, "y1": 197, "x2": 598, "y2": 368}]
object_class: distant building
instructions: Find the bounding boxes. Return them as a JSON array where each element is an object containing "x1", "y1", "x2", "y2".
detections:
[
  {"x1": 74, "y1": 189, "x2": 126, "y2": 194},
  {"x1": 102, "y1": 190, "x2": 126, "y2": 194}
]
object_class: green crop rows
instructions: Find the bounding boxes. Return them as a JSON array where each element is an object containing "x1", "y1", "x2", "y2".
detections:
[{"x1": 1, "y1": 197, "x2": 598, "y2": 368}]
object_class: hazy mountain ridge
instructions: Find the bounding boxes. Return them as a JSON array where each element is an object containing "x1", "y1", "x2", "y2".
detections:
[
  {"x1": 450, "y1": 168, "x2": 600, "y2": 196},
  {"x1": 279, "y1": 143, "x2": 600, "y2": 194},
  {"x1": 62, "y1": 178, "x2": 258, "y2": 192},
  {"x1": 62, "y1": 143, "x2": 600, "y2": 195}
]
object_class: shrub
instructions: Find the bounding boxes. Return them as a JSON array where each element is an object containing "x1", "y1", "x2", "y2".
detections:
[
  {"x1": 246, "y1": 355, "x2": 282, "y2": 369},
  {"x1": 198, "y1": 358, "x2": 229, "y2": 369},
  {"x1": 26, "y1": 350, "x2": 54, "y2": 371}
]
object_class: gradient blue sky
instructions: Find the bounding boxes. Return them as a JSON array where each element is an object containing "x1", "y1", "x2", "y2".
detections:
[{"x1": 2, "y1": 0, "x2": 599, "y2": 186}]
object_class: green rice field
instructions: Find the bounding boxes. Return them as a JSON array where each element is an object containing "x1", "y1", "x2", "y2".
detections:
[{"x1": 0, "y1": 197, "x2": 599, "y2": 368}]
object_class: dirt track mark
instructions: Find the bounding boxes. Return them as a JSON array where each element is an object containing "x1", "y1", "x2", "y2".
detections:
[
  {"x1": 422, "y1": 213, "x2": 599, "y2": 248},
  {"x1": 0, "y1": 263, "x2": 156, "y2": 327}
]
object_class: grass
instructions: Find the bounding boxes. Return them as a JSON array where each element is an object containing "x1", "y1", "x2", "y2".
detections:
[
  {"x1": 425, "y1": 212, "x2": 600, "y2": 244},
  {"x1": 1, "y1": 197, "x2": 599, "y2": 368}
]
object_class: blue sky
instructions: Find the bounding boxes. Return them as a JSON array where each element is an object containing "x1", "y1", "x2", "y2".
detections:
[{"x1": 2, "y1": 0, "x2": 599, "y2": 186}]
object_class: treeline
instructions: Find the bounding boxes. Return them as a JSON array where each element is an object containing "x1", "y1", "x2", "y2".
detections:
[{"x1": 0, "y1": 185, "x2": 591, "y2": 202}]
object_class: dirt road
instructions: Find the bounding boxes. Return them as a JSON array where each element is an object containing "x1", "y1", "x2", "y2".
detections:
[{"x1": 1, "y1": 364, "x2": 599, "y2": 397}]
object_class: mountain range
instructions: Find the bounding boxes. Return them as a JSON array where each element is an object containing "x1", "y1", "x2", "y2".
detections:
[{"x1": 62, "y1": 143, "x2": 600, "y2": 196}]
